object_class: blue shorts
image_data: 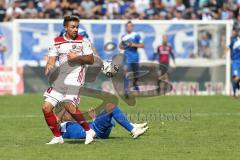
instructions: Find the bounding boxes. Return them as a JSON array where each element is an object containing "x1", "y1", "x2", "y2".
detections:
[
  {"x1": 231, "y1": 61, "x2": 240, "y2": 77},
  {"x1": 61, "y1": 121, "x2": 86, "y2": 139},
  {"x1": 91, "y1": 111, "x2": 114, "y2": 139},
  {"x1": 61, "y1": 111, "x2": 114, "y2": 139}
]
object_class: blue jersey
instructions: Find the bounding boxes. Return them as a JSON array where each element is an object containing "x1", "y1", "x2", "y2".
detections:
[
  {"x1": 229, "y1": 36, "x2": 240, "y2": 77},
  {"x1": 61, "y1": 111, "x2": 115, "y2": 139},
  {"x1": 0, "y1": 35, "x2": 6, "y2": 65},
  {"x1": 121, "y1": 32, "x2": 142, "y2": 63},
  {"x1": 0, "y1": 53, "x2": 4, "y2": 65},
  {"x1": 230, "y1": 36, "x2": 240, "y2": 62}
]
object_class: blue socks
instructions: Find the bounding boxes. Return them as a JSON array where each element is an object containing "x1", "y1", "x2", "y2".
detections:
[
  {"x1": 112, "y1": 106, "x2": 133, "y2": 132},
  {"x1": 232, "y1": 81, "x2": 239, "y2": 96}
]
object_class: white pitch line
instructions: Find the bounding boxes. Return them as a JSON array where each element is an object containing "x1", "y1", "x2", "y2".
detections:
[
  {"x1": 192, "y1": 112, "x2": 240, "y2": 116},
  {"x1": 0, "y1": 115, "x2": 42, "y2": 118}
]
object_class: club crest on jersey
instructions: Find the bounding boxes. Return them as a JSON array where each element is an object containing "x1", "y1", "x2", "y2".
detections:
[
  {"x1": 72, "y1": 45, "x2": 77, "y2": 49},
  {"x1": 72, "y1": 45, "x2": 83, "y2": 53}
]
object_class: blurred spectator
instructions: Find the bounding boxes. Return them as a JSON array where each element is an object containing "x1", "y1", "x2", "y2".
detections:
[
  {"x1": 59, "y1": 0, "x2": 70, "y2": 17},
  {"x1": 0, "y1": 0, "x2": 6, "y2": 22},
  {"x1": 199, "y1": 0, "x2": 208, "y2": 8},
  {"x1": 190, "y1": 12, "x2": 198, "y2": 19},
  {"x1": 173, "y1": 10, "x2": 183, "y2": 20},
  {"x1": 102, "y1": 0, "x2": 121, "y2": 19},
  {"x1": 182, "y1": 0, "x2": 191, "y2": 8},
  {"x1": 23, "y1": 1, "x2": 38, "y2": 18},
  {"x1": 43, "y1": 0, "x2": 61, "y2": 18},
  {"x1": 144, "y1": 2, "x2": 158, "y2": 19},
  {"x1": 165, "y1": 11, "x2": 173, "y2": 19},
  {"x1": 69, "y1": 2, "x2": 86, "y2": 18},
  {"x1": 198, "y1": 31, "x2": 212, "y2": 58},
  {"x1": 175, "y1": 0, "x2": 186, "y2": 12},
  {"x1": 81, "y1": 0, "x2": 95, "y2": 18},
  {"x1": 5, "y1": 0, "x2": 23, "y2": 21},
  {"x1": 162, "y1": 0, "x2": 176, "y2": 12},
  {"x1": 95, "y1": 0, "x2": 105, "y2": 5},
  {"x1": 220, "y1": 3, "x2": 230, "y2": 20},
  {"x1": 119, "y1": 0, "x2": 131, "y2": 16},
  {"x1": 122, "y1": 1, "x2": 139, "y2": 19},
  {"x1": 0, "y1": 0, "x2": 239, "y2": 21},
  {"x1": 201, "y1": 8, "x2": 213, "y2": 20},
  {"x1": 134, "y1": 0, "x2": 150, "y2": 14},
  {"x1": 234, "y1": 14, "x2": 240, "y2": 30},
  {"x1": 152, "y1": 0, "x2": 164, "y2": 12}
]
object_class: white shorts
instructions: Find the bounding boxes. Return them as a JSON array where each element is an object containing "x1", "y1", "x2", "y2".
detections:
[{"x1": 43, "y1": 87, "x2": 80, "y2": 107}]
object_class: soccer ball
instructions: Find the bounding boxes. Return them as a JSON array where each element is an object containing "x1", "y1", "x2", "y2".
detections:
[{"x1": 101, "y1": 61, "x2": 119, "y2": 78}]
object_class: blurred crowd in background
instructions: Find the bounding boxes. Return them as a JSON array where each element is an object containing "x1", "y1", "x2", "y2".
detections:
[
  {"x1": 0, "y1": 0, "x2": 238, "y2": 59},
  {"x1": 0, "y1": 0, "x2": 239, "y2": 22}
]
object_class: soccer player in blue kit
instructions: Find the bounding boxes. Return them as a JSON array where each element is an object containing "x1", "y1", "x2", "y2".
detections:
[
  {"x1": 57, "y1": 103, "x2": 148, "y2": 139},
  {"x1": 119, "y1": 21, "x2": 144, "y2": 98},
  {"x1": 229, "y1": 30, "x2": 240, "y2": 97}
]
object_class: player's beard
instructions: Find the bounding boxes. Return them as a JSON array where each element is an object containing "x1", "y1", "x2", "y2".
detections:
[
  {"x1": 66, "y1": 31, "x2": 77, "y2": 40},
  {"x1": 71, "y1": 32, "x2": 77, "y2": 39}
]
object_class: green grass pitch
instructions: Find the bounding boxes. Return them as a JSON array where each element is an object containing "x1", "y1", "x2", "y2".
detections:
[{"x1": 0, "y1": 94, "x2": 240, "y2": 160}]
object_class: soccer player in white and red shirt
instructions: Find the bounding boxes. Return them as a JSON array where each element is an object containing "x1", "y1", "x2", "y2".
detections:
[{"x1": 42, "y1": 15, "x2": 95, "y2": 145}]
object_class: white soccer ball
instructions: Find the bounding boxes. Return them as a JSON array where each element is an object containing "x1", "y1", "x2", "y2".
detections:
[{"x1": 101, "y1": 61, "x2": 119, "y2": 78}]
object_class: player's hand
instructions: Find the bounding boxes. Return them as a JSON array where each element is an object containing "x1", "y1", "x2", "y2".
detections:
[
  {"x1": 45, "y1": 64, "x2": 53, "y2": 75},
  {"x1": 126, "y1": 42, "x2": 133, "y2": 47},
  {"x1": 87, "y1": 107, "x2": 96, "y2": 121},
  {"x1": 67, "y1": 51, "x2": 78, "y2": 62}
]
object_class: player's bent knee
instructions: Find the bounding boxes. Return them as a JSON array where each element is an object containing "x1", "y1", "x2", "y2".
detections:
[
  {"x1": 42, "y1": 102, "x2": 54, "y2": 113},
  {"x1": 44, "y1": 97, "x2": 58, "y2": 106},
  {"x1": 61, "y1": 101, "x2": 77, "y2": 114},
  {"x1": 105, "y1": 103, "x2": 116, "y2": 113}
]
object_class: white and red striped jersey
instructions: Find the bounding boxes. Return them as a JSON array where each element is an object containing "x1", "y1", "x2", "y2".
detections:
[{"x1": 48, "y1": 34, "x2": 93, "y2": 86}]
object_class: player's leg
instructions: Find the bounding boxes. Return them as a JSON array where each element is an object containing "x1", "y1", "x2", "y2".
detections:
[
  {"x1": 132, "y1": 62, "x2": 140, "y2": 92},
  {"x1": 62, "y1": 101, "x2": 90, "y2": 131},
  {"x1": 62, "y1": 94, "x2": 95, "y2": 144},
  {"x1": 106, "y1": 103, "x2": 133, "y2": 132},
  {"x1": 157, "y1": 64, "x2": 164, "y2": 95},
  {"x1": 232, "y1": 76, "x2": 239, "y2": 97},
  {"x1": 123, "y1": 63, "x2": 130, "y2": 98},
  {"x1": 56, "y1": 109, "x2": 93, "y2": 140},
  {"x1": 231, "y1": 62, "x2": 240, "y2": 97},
  {"x1": 90, "y1": 105, "x2": 114, "y2": 139},
  {"x1": 105, "y1": 104, "x2": 149, "y2": 138},
  {"x1": 157, "y1": 63, "x2": 169, "y2": 95},
  {"x1": 42, "y1": 87, "x2": 64, "y2": 144}
]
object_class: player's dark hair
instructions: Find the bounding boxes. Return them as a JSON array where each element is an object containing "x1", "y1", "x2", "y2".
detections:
[
  {"x1": 126, "y1": 21, "x2": 132, "y2": 26},
  {"x1": 63, "y1": 15, "x2": 79, "y2": 27}
]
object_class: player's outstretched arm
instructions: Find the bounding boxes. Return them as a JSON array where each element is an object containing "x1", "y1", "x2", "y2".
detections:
[
  {"x1": 87, "y1": 107, "x2": 97, "y2": 121},
  {"x1": 119, "y1": 42, "x2": 124, "y2": 50},
  {"x1": 67, "y1": 52, "x2": 94, "y2": 65},
  {"x1": 68, "y1": 37, "x2": 94, "y2": 65},
  {"x1": 128, "y1": 42, "x2": 144, "y2": 48},
  {"x1": 45, "y1": 56, "x2": 56, "y2": 75}
]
